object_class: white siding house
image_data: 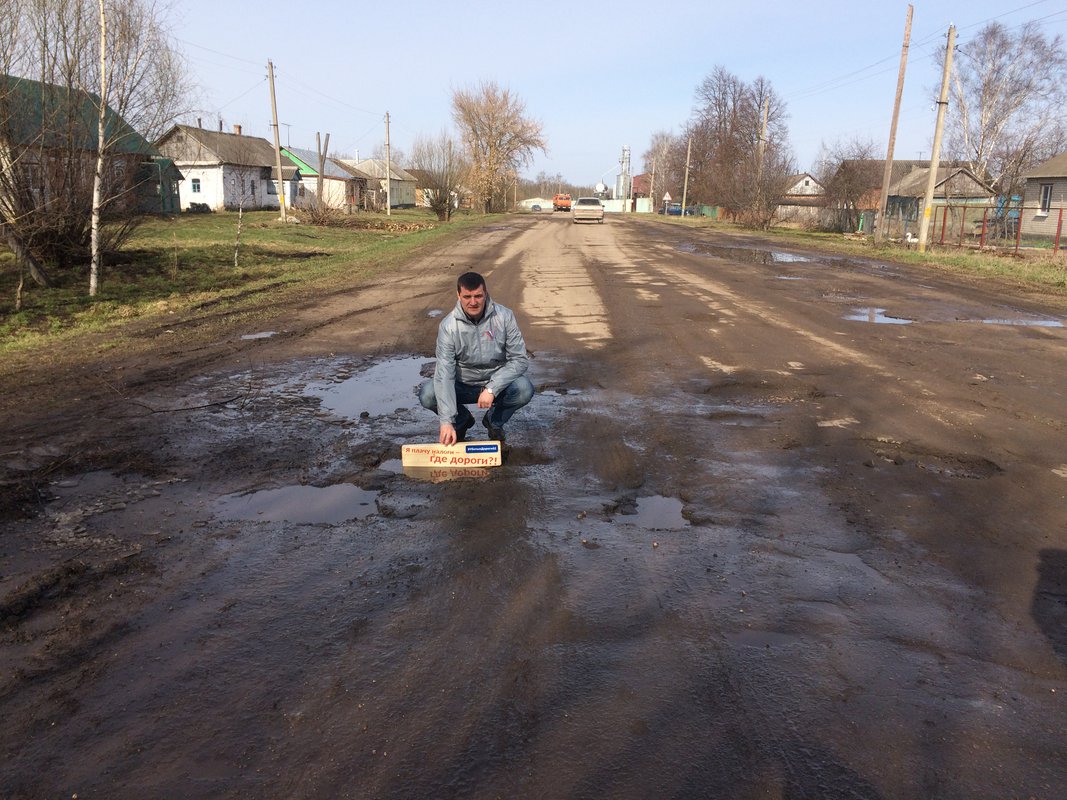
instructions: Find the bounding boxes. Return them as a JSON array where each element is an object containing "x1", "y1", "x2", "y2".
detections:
[{"x1": 156, "y1": 124, "x2": 300, "y2": 211}]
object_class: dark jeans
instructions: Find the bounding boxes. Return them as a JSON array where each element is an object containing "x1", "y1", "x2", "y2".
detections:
[{"x1": 419, "y1": 376, "x2": 534, "y2": 429}]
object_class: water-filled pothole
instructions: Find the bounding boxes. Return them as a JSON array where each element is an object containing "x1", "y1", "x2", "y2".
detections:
[
  {"x1": 215, "y1": 484, "x2": 378, "y2": 523},
  {"x1": 308, "y1": 357, "x2": 427, "y2": 418},
  {"x1": 845, "y1": 307, "x2": 913, "y2": 325},
  {"x1": 630, "y1": 495, "x2": 688, "y2": 530}
]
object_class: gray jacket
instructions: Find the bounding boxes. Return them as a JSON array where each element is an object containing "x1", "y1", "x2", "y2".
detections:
[{"x1": 433, "y1": 297, "x2": 529, "y2": 424}]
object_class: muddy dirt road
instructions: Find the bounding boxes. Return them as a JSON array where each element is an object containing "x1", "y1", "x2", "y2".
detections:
[{"x1": 2, "y1": 215, "x2": 1066, "y2": 799}]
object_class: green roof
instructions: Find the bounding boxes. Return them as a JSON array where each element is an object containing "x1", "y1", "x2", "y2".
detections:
[{"x1": 0, "y1": 73, "x2": 157, "y2": 156}]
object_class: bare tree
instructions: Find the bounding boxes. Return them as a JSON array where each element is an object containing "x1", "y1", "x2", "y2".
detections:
[
  {"x1": 451, "y1": 80, "x2": 546, "y2": 213},
  {"x1": 0, "y1": 0, "x2": 190, "y2": 294},
  {"x1": 672, "y1": 67, "x2": 794, "y2": 226},
  {"x1": 409, "y1": 130, "x2": 468, "y2": 221},
  {"x1": 815, "y1": 137, "x2": 882, "y2": 232},
  {"x1": 945, "y1": 21, "x2": 1067, "y2": 197},
  {"x1": 642, "y1": 131, "x2": 677, "y2": 208}
]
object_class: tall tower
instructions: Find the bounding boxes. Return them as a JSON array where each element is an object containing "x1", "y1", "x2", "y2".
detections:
[{"x1": 616, "y1": 146, "x2": 631, "y2": 203}]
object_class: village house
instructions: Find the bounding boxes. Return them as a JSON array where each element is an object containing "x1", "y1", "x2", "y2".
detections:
[
  {"x1": 281, "y1": 145, "x2": 363, "y2": 211},
  {"x1": 155, "y1": 123, "x2": 300, "y2": 211},
  {"x1": 339, "y1": 158, "x2": 417, "y2": 209},
  {"x1": 884, "y1": 164, "x2": 995, "y2": 239},
  {"x1": 1020, "y1": 151, "x2": 1067, "y2": 238},
  {"x1": 776, "y1": 172, "x2": 825, "y2": 227},
  {"x1": 0, "y1": 73, "x2": 181, "y2": 216}
]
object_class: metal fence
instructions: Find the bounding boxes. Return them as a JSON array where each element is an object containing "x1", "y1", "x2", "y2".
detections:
[{"x1": 890, "y1": 203, "x2": 1067, "y2": 255}]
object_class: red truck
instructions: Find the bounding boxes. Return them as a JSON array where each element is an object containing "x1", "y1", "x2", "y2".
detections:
[{"x1": 552, "y1": 193, "x2": 572, "y2": 212}]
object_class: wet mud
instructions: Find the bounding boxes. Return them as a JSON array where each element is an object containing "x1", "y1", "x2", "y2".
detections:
[{"x1": 2, "y1": 217, "x2": 1066, "y2": 798}]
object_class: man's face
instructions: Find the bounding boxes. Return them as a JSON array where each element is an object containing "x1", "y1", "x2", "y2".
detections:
[{"x1": 458, "y1": 285, "x2": 486, "y2": 318}]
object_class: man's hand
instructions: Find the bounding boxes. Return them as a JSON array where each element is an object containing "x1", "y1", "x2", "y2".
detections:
[
  {"x1": 439, "y1": 423, "x2": 457, "y2": 446},
  {"x1": 477, "y1": 387, "x2": 494, "y2": 409}
]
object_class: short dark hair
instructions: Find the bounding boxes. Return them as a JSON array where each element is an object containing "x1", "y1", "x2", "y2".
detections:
[{"x1": 457, "y1": 271, "x2": 486, "y2": 293}]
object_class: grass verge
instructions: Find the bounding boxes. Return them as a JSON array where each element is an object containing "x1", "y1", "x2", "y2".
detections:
[{"x1": 0, "y1": 208, "x2": 489, "y2": 351}]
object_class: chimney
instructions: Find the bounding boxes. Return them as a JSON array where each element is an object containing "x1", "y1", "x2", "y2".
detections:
[
  {"x1": 234, "y1": 124, "x2": 242, "y2": 136},
  {"x1": 197, "y1": 117, "x2": 202, "y2": 129},
  {"x1": 218, "y1": 118, "x2": 223, "y2": 132}
]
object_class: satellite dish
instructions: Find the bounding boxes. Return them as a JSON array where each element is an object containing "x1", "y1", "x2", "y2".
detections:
[{"x1": 595, "y1": 182, "x2": 607, "y2": 194}]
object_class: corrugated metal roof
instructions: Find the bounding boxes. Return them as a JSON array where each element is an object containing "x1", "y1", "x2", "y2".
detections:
[
  {"x1": 350, "y1": 158, "x2": 417, "y2": 182},
  {"x1": 283, "y1": 146, "x2": 355, "y2": 179},
  {"x1": 1, "y1": 73, "x2": 157, "y2": 155}
]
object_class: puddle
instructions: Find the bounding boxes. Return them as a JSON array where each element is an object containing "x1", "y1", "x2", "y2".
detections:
[
  {"x1": 427, "y1": 309, "x2": 444, "y2": 318},
  {"x1": 240, "y1": 331, "x2": 279, "y2": 340},
  {"x1": 845, "y1": 307, "x2": 913, "y2": 325},
  {"x1": 630, "y1": 495, "x2": 688, "y2": 530},
  {"x1": 676, "y1": 242, "x2": 812, "y2": 265},
  {"x1": 307, "y1": 357, "x2": 427, "y2": 418},
  {"x1": 775, "y1": 276, "x2": 805, "y2": 281},
  {"x1": 379, "y1": 458, "x2": 403, "y2": 473},
  {"x1": 976, "y1": 318, "x2": 1063, "y2": 328},
  {"x1": 770, "y1": 251, "x2": 812, "y2": 263},
  {"x1": 215, "y1": 484, "x2": 378, "y2": 523}
]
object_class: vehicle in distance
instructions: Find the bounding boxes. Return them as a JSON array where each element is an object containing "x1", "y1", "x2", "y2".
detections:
[
  {"x1": 553, "y1": 193, "x2": 572, "y2": 212},
  {"x1": 571, "y1": 197, "x2": 604, "y2": 224},
  {"x1": 531, "y1": 204, "x2": 542, "y2": 212}
]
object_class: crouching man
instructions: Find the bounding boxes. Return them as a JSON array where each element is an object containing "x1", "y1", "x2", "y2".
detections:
[{"x1": 419, "y1": 271, "x2": 534, "y2": 445}]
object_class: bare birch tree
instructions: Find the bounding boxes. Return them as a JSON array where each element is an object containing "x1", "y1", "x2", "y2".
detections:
[
  {"x1": 451, "y1": 81, "x2": 546, "y2": 213},
  {"x1": 945, "y1": 21, "x2": 1067, "y2": 197},
  {"x1": 0, "y1": 0, "x2": 190, "y2": 294}
]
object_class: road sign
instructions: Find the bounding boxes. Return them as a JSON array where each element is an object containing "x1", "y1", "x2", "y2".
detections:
[{"x1": 663, "y1": 192, "x2": 671, "y2": 202}]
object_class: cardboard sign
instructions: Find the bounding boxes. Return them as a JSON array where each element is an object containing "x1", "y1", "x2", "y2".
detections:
[{"x1": 401, "y1": 441, "x2": 503, "y2": 468}]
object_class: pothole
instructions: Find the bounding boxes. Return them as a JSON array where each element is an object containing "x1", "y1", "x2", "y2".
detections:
[
  {"x1": 306, "y1": 357, "x2": 429, "y2": 419},
  {"x1": 215, "y1": 484, "x2": 379, "y2": 523}
]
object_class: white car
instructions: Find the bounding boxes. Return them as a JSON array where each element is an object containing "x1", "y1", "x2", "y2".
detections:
[{"x1": 571, "y1": 197, "x2": 605, "y2": 224}]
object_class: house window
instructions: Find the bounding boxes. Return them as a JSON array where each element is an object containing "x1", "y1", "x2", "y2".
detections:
[
  {"x1": 803, "y1": 179, "x2": 810, "y2": 186},
  {"x1": 1039, "y1": 183, "x2": 1053, "y2": 214},
  {"x1": 191, "y1": 178, "x2": 201, "y2": 193},
  {"x1": 267, "y1": 180, "x2": 278, "y2": 195},
  {"x1": 250, "y1": 180, "x2": 256, "y2": 196}
]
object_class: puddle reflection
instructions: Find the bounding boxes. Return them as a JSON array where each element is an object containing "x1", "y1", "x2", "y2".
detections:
[
  {"x1": 845, "y1": 307, "x2": 913, "y2": 325},
  {"x1": 216, "y1": 484, "x2": 378, "y2": 523},
  {"x1": 308, "y1": 357, "x2": 427, "y2": 418},
  {"x1": 403, "y1": 466, "x2": 492, "y2": 483}
]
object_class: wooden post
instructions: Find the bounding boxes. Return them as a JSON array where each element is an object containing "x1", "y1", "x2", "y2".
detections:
[
  {"x1": 918, "y1": 25, "x2": 956, "y2": 252},
  {"x1": 939, "y1": 206, "x2": 948, "y2": 245},
  {"x1": 979, "y1": 208, "x2": 988, "y2": 249},
  {"x1": 875, "y1": 4, "x2": 913, "y2": 244},
  {"x1": 267, "y1": 60, "x2": 287, "y2": 222},
  {"x1": 1054, "y1": 208, "x2": 1064, "y2": 256}
]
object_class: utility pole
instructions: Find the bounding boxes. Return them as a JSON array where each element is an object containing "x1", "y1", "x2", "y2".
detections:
[
  {"x1": 756, "y1": 95, "x2": 769, "y2": 214},
  {"x1": 316, "y1": 132, "x2": 330, "y2": 208},
  {"x1": 918, "y1": 25, "x2": 956, "y2": 253},
  {"x1": 649, "y1": 157, "x2": 656, "y2": 215},
  {"x1": 384, "y1": 111, "x2": 392, "y2": 216},
  {"x1": 875, "y1": 4, "x2": 913, "y2": 244},
  {"x1": 267, "y1": 60, "x2": 287, "y2": 223},
  {"x1": 681, "y1": 137, "x2": 692, "y2": 215}
]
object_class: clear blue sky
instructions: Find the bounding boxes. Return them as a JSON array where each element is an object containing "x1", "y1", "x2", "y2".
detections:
[{"x1": 168, "y1": 0, "x2": 1067, "y2": 185}]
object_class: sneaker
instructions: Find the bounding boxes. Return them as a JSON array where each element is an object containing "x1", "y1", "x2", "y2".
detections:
[
  {"x1": 455, "y1": 415, "x2": 475, "y2": 442},
  {"x1": 481, "y1": 412, "x2": 505, "y2": 442}
]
